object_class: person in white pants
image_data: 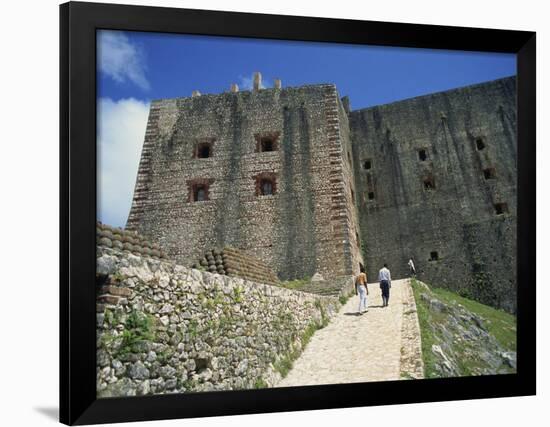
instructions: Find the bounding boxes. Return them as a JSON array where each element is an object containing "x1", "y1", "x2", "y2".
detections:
[{"x1": 356, "y1": 270, "x2": 369, "y2": 314}]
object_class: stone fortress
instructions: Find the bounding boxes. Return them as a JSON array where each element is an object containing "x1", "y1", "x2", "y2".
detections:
[{"x1": 126, "y1": 73, "x2": 517, "y2": 312}]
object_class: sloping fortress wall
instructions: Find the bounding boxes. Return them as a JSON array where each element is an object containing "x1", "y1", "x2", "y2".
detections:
[
  {"x1": 349, "y1": 77, "x2": 517, "y2": 311},
  {"x1": 127, "y1": 75, "x2": 517, "y2": 311},
  {"x1": 126, "y1": 81, "x2": 363, "y2": 281}
]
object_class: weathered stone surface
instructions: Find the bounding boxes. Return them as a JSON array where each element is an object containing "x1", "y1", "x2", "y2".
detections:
[
  {"x1": 123, "y1": 77, "x2": 516, "y2": 312},
  {"x1": 310, "y1": 272, "x2": 324, "y2": 282},
  {"x1": 278, "y1": 279, "x2": 412, "y2": 387},
  {"x1": 125, "y1": 84, "x2": 364, "y2": 282},
  {"x1": 96, "y1": 247, "x2": 340, "y2": 397},
  {"x1": 350, "y1": 77, "x2": 517, "y2": 312},
  {"x1": 415, "y1": 279, "x2": 516, "y2": 378}
]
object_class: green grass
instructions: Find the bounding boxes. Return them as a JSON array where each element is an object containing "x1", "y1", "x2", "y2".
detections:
[
  {"x1": 115, "y1": 309, "x2": 156, "y2": 358},
  {"x1": 279, "y1": 277, "x2": 310, "y2": 290},
  {"x1": 411, "y1": 278, "x2": 516, "y2": 378},
  {"x1": 273, "y1": 309, "x2": 330, "y2": 378},
  {"x1": 339, "y1": 294, "x2": 350, "y2": 305},
  {"x1": 429, "y1": 287, "x2": 516, "y2": 351},
  {"x1": 254, "y1": 378, "x2": 269, "y2": 389},
  {"x1": 273, "y1": 353, "x2": 295, "y2": 378},
  {"x1": 411, "y1": 280, "x2": 439, "y2": 376}
]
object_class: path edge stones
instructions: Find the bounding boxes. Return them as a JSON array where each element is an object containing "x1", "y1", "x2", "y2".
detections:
[{"x1": 399, "y1": 279, "x2": 425, "y2": 379}]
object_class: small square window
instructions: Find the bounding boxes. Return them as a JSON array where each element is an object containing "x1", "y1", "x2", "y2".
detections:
[
  {"x1": 195, "y1": 141, "x2": 213, "y2": 158},
  {"x1": 364, "y1": 159, "x2": 372, "y2": 170},
  {"x1": 494, "y1": 202, "x2": 508, "y2": 215},
  {"x1": 483, "y1": 168, "x2": 496, "y2": 180},
  {"x1": 198, "y1": 145, "x2": 210, "y2": 158},
  {"x1": 260, "y1": 179, "x2": 273, "y2": 195},
  {"x1": 429, "y1": 251, "x2": 439, "y2": 261},
  {"x1": 418, "y1": 149, "x2": 428, "y2": 161},
  {"x1": 368, "y1": 191, "x2": 375, "y2": 200},
  {"x1": 476, "y1": 138, "x2": 485, "y2": 150},
  {"x1": 256, "y1": 132, "x2": 280, "y2": 152},
  {"x1": 255, "y1": 173, "x2": 277, "y2": 196},
  {"x1": 187, "y1": 179, "x2": 213, "y2": 202},
  {"x1": 423, "y1": 176, "x2": 435, "y2": 190},
  {"x1": 194, "y1": 186, "x2": 206, "y2": 201},
  {"x1": 191, "y1": 184, "x2": 209, "y2": 202},
  {"x1": 260, "y1": 137, "x2": 275, "y2": 152}
]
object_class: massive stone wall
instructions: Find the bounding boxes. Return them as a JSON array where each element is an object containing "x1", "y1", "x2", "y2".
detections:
[
  {"x1": 127, "y1": 83, "x2": 361, "y2": 281},
  {"x1": 349, "y1": 77, "x2": 517, "y2": 311},
  {"x1": 96, "y1": 247, "x2": 341, "y2": 397},
  {"x1": 125, "y1": 75, "x2": 516, "y2": 311}
]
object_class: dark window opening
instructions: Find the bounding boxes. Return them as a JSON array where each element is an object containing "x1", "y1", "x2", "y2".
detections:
[
  {"x1": 494, "y1": 202, "x2": 508, "y2": 215},
  {"x1": 364, "y1": 159, "x2": 372, "y2": 170},
  {"x1": 347, "y1": 151, "x2": 352, "y2": 166},
  {"x1": 196, "y1": 141, "x2": 213, "y2": 159},
  {"x1": 483, "y1": 168, "x2": 496, "y2": 180},
  {"x1": 423, "y1": 176, "x2": 435, "y2": 190},
  {"x1": 476, "y1": 138, "x2": 485, "y2": 150},
  {"x1": 368, "y1": 191, "x2": 375, "y2": 200},
  {"x1": 418, "y1": 149, "x2": 428, "y2": 161},
  {"x1": 255, "y1": 173, "x2": 277, "y2": 196},
  {"x1": 193, "y1": 185, "x2": 208, "y2": 202},
  {"x1": 351, "y1": 188, "x2": 355, "y2": 204},
  {"x1": 429, "y1": 251, "x2": 439, "y2": 261},
  {"x1": 355, "y1": 231, "x2": 360, "y2": 244},
  {"x1": 187, "y1": 178, "x2": 213, "y2": 202},
  {"x1": 256, "y1": 132, "x2": 280, "y2": 152},
  {"x1": 260, "y1": 137, "x2": 275, "y2": 152},
  {"x1": 198, "y1": 144, "x2": 210, "y2": 158},
  {"x1": 260, "y1": 179, "x2": 274, "y2": 196}
]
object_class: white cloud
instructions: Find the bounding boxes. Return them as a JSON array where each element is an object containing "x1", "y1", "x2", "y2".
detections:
[
  {"x1": 98, "y1": 31, "x2": 150, "y2": 90},
  {"x1": 238, "y1": 73, "x2": 272, "y2": 90},
  {"x1": 97, "y1": 97, "x2": 150, "y2": 228}
]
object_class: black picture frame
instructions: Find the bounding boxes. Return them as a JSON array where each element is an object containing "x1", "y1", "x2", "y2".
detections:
[{"x1": 60, "y1": 1, "x2": 536, "y2": 425}]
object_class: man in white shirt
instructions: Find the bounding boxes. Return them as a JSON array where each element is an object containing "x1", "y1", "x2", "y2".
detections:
[
  {"x1": 378, "y1": 263, "x2": 392, "y2": 307},
  {"x1": 408, "y1": 258, "x2": 416, "y2": 276}
]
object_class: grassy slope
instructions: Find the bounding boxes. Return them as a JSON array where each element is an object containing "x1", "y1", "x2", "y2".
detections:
[
  {"x1": 429, "y1": 287, "x2": 516, "y2": 352},
  {"x1": 411, "y1": 278, "x2": 516, "y2": 378}
]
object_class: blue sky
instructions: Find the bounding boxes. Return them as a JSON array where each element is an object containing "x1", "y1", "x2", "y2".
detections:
[{"x1": 97, "y1": 30, "x2": 516, "y2": 227}]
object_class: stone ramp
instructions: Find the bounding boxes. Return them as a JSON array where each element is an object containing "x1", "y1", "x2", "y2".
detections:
[{"x1": 277, "y1": 279, "x2": 422, "y2": 386}]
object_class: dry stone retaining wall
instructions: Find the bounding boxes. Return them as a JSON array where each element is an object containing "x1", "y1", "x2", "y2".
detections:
[{"x1": 96, "y1": 247, "x2": 340, "y2": 397}]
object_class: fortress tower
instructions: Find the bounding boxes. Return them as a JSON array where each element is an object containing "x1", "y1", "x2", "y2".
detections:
[
  {"x1": 126, "y1": 74, "x2": 364, "y2": 281},
  {"x1": 126, "y1": 74, "x2": 517, "y2": 312}
]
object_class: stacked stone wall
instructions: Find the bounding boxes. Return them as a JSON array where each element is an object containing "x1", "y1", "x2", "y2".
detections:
[{"x1": 96, "y1": 248, "x2": 341, "y2": 397}]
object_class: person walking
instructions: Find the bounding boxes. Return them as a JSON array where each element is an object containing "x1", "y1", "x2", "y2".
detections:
[
  {"x1": 356, "y1": 269, "x2": 369, "y2": 314},
  {"x1": 378, "y1": 263, "x2": 392, "y2": 307},
  {"x1": 408, "y1": 258, "x2": 416, "y2": 277}
]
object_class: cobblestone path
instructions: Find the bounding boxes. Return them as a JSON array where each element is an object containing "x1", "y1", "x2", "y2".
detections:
[{"x1": 278, "y1": 278, "x2": 422, "y2": 387}]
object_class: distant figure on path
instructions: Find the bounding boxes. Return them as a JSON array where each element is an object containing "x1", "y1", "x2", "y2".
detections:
[
  {"x1": 378, "y1": 263, "x2": 392, "y2": 307},
  {"x1": 356, "y1": 268, "x2": 369, "y2": 314},
  {"x1": 408, "y1": 258, "x2": 416, "y2": 277}
]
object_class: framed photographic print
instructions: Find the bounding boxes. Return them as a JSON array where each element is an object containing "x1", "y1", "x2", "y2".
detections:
[{"x1": 60, "y1": 1, "x2": 536, "y2": 425}]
